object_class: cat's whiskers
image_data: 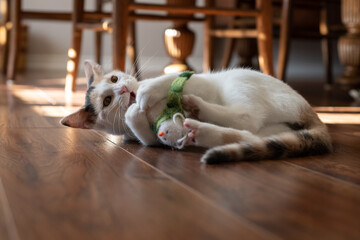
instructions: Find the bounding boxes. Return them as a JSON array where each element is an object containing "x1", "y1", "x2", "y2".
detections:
[
  {"x1": 113, "y1": 104, "x2": 121, "y2": 134},
  {"x1": 130, "y1": 40, "x2": 151, "y2": 78},
  {"x1": 121, "y1": 116, "x2": 135, "y2": 139},
  {"x1": 134, "y1": 50, "x2": 159, "y2": 80}
]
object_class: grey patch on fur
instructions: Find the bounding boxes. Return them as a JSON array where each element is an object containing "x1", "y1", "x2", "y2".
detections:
[
  {"x1": 201, "y1": 148, "x2": 230, "y2": 164},
  {"x1": 88, "y1": 75, "x2": 94, "y2": 86},
  {"x1": 266, "y1": 139, "x2": 287, "y2": 159},
  {"x1": 85, "y1": 86, "x2": 96, "y2": 114},
  {"x1": 286, "y1": 122, "x2": 305, "y2": 131}
]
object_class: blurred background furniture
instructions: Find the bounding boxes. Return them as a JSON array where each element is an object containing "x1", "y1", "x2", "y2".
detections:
[
  {"x1": 337, "y1": 0, "x2": 360, "y2": 89},
  {"x1": 219, "y1": 0, "x2": 343, "y2": 86},
  {"x1": 67, "y1": 0, "x2": 138, "y2": 91},
  {"x1": 67, "y1": 0, "x2": 274, "y2": 91},
  {"x1": 0, "y1": 0, "x2": 28, "y2": 75},
  {"x1": 4, "y1": 0, "x2": 109, "y2": 86}
]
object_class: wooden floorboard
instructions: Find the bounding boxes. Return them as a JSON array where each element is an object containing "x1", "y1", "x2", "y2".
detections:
[
  {"x1": 0, "y1": 128, "x2": 269, "y2": 240},
  {"x1": 1, "y1": 72, "x2": 360, "y2": 239},
  {"x1": 119, "y1": 140, "x2": 360, "y2": 240}
]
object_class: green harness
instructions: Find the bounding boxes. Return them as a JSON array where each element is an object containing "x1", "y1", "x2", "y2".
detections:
[{"x1": 152, "y1": 71, "x2": 194, "y2": 134}]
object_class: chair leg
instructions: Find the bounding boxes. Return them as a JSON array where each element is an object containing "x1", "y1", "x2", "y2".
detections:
[
  {"x1": 277, "y1": 0, "x2": 292, "y2": 81},
  {"x1": 320, "y1": 6, "x2": 332, "y2": 87},
  {"x1": 112, "y1": 0, "x2": 129, "y2": 71},
  {"x1": 203, "y1": 0, "x2": 214, "y2": 71},
  {"x1": 95, "y1": 32, "x2": 102, "y2": 64},
  {"x1": 95, "y1": 0, "x2": 102, "y2": 64},
  {"x1": 65, "y1": 0, "x2": 84, "y2": 92},
  {"x1": 256, "y1": 0, "x2": 274, "y2": 76},
  {"x1": 6, "y1": 0, "x2": 21, "y2": 81},
  {"x1": 127, "y1": 21, "x2": 139, "y2": 78},
  {"x1": 322, "y1": 37, "x2": 332, "y2": 87}
]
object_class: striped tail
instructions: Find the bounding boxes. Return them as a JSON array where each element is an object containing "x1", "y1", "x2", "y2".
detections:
[{"x1": 201, "y1": 114, "x2": 332, "y2": 164}]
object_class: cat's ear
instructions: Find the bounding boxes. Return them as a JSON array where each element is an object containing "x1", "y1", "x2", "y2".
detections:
[
  {"x1": 84, "y1": 60, "x2": 103, "y2": 87},
  {"x1": 60, "y1": 108, "x2": 94, "y2": 129}
]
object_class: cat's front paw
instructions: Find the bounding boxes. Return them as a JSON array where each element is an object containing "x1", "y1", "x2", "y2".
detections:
[
  {"x1": 136, "y1": 83, "x2": 164, "y2": 111},
  {"x1": 125, "y1": 103, "x2": 142, "y2": 125}
]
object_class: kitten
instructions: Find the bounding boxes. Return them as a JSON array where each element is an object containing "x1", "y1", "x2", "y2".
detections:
[{"x1": 61, "y1": 61, "x2": 332, "y2": 163}]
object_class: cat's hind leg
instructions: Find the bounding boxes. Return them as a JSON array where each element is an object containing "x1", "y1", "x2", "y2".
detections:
[
  {"x1": 182, "y1": 94, "x2": 261, "y2": 133},
  {"x1": 183, "y1": 118, "x2": 260, "y2": 148}
]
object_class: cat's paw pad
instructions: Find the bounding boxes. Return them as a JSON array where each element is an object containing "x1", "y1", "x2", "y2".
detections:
[
  {"x1": 182, "y1": 95, "x2": 200, "y2": 119},
  {"x1": 184, "y1": 118, "x2": 200, "y2": 144}
]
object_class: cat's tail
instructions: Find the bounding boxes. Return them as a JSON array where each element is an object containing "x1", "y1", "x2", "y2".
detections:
[{"x1": 201, "y1": 110, "x2": 332, "y2": 164}]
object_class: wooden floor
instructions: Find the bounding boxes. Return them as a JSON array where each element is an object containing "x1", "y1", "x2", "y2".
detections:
[{"x1": 0, "y1": 71, "x2": 360, "y2": 240}]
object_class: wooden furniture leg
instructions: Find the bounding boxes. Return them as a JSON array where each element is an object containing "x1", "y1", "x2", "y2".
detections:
[
  {"x1": 322, "y1": 37, "x2": 332, "y2": 87},
  {"x1": 320, "y1": 5, "x2": 332, "y2": 87},
  {"x1": 277, "y1": 0, "x2": 292, "y2": 81},
  {"x1": 112, "y1": 0, "x2": 128, "y2": 71},
  {"x1": 337, "y1": 0, "x2": 360, "y2": 89},
  {"x1": 256, "y1": 0, "x2": 274, "y2": 76},
  {"x1": 95, "y1": 0, "x2": 102, "y2": 64},
  {"x1": 66, "y1": 0, "x2": 84, "y2": 92},
  {"x1": 6, "y1": 0, "x2": 20, "y2": 81},
  {"x1": 163, "y1": 0, "x2": 195, "y2": 74},
  {"x1": 0, "y1": 0, "x2": 9, "y2": 74},
  {"x1": 203, "y1": 0, "x2": 214, "y2": 71},
  {"x1": 127, "y1": 21, "x2": 139, "y2": 77}
]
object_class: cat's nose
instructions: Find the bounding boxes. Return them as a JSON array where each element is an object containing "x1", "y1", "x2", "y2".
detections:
[{"x1": 118, "y1": 86, "x2": 129, "y2": 95}]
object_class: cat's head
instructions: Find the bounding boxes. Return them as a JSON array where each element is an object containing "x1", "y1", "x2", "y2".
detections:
[{"x1": 60, "y1": 60, "x2": 138, "y2": 136}]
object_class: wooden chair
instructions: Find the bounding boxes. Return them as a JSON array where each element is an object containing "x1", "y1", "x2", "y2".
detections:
[
  {"x1": 4, "y1": 0, "x2": 108, "y2": 83},
  {"x1": 66, "y1": 0, "x2": 274, "y2": 91},
  {"x1": 276, "y1": 0, "x2": 342, "y2": 85},
  {"x1": 67, "y1": 0, "x2": 140, "y2": 91},
  {"x1": 220, "y1": 0, "x2": 343, "y2": 85}
]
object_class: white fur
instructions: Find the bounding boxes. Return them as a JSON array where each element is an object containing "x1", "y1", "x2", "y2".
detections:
[{"x1": 127, "y1": 69, "x2": 310, "y2": 147}]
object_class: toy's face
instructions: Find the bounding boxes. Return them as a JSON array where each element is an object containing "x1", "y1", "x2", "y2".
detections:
[{"x1": 157, "y1": 119, "x2": 188, "y2": 149}]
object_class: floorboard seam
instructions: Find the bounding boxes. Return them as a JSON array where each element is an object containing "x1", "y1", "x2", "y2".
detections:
[
  {"x1": 283, "y1": 161, "x2": 360, "y2": 189},
  {"x1": 0, "y1": 177, "x2": 21, "y2": 240}
]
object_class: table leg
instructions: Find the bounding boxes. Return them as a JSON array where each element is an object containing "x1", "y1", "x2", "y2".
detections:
[{"x1": 163, "y1": 0, "x2": 195, "y2": 74}]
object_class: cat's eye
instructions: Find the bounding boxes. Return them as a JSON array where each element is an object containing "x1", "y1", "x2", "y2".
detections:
[
  {"x1": 103, "y1": 96, "x2": 112, "y2": 107},
  {"x1": 110, "y1": 75, "x2": 118, "y2": 83}
]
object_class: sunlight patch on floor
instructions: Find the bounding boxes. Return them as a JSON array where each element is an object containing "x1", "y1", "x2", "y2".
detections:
[
  {"x1": 315, "y1": 106, "x2": 360, "y2": 124},
  {"x1": 317, "y1": 112, "x2": 360, "y2": 124},
  {"x1": 31, "y1": 106, "x2": 68, "y2": 118}
]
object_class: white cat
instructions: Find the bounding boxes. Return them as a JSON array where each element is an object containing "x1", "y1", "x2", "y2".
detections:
[{"x1": 61, "y1": 60, "x2": 332, "y2": 163}]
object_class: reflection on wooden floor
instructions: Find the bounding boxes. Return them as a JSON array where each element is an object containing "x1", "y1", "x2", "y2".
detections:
[{"x1": 0, "y1": 72, "x2": 360, "y2": 240}]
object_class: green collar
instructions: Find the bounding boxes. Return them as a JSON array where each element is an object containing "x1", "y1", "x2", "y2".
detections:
[{"x1": 152, "y1": 71, "x2": 194, "y2": 134}]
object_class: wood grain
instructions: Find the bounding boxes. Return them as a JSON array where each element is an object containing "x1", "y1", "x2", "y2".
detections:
[
  {"x1": 0, "y1": 128, "x2": 271, "y2": 240},
  {"x1": 120, "y1": 141, "x2": 360, "y2": 240}
]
